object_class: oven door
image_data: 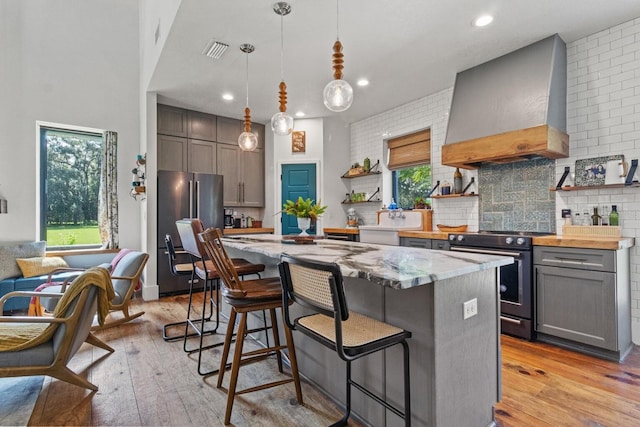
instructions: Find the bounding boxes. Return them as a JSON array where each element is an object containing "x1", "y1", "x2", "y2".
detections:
[{"x1": 449, "y1": 246, "x2": 532, "y2": 318}]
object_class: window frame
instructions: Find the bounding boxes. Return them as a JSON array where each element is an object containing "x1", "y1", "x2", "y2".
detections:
[{"x1": 37, "y1": 122, "x2": 104, "y2": 249}]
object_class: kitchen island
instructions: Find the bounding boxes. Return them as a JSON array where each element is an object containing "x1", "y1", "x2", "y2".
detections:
[{"x1": 220, "y1": 234, "x2": 513, "y2": 427}]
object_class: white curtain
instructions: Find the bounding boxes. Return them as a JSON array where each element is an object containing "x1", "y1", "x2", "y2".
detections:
[{"x1": 98, "y1": 131, "x2": 119, "y2": 248}]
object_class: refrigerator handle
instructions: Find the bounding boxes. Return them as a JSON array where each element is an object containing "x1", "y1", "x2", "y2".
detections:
[
  {"x1": 196, "y1": 180, "x2": 201, "y2": 218},
  {"x1": 189, "y1": 180, "x2": 194, "y2": 218}
]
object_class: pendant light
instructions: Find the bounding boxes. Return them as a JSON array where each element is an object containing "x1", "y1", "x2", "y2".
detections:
[
  {"x1": 323, "y1": 0, "x2": 353, "y2": 112},
  {"x1": 271, "y1": 2, "x2": 294, "y2": 136},
  {"x1": 238, "y1": 44, "x2": 258, "y2": 151}
]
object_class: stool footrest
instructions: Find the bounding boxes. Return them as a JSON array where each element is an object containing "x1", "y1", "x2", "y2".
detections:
[{"x1": 235, "y1": 378, "x2": 295, "y2": 396}]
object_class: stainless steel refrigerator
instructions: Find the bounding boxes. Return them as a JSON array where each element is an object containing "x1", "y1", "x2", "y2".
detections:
[{"x1": 157, "y1": 171, "x2": 224, "y2": 295}]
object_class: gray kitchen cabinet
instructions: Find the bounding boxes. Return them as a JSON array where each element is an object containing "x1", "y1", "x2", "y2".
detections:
[
  {"x1": 157, "y1": 135, "x2": 187, "y2": 171},
  {"x1": 187, "y1": 110, "x2": 217, "y2": 141},
  {"x1": 400, "y1": 238, "x2": 450, "y2": 250},
  {"x1": 534, "y1": 246, "x2": 631, "y2": 361},
  {"x1": 217, "y1": 116, "x2": 265, "y2": 149},
  {"x1": 432, "y1": 240, "x2": 450, "y2": 251},
  {"x1": 158, "y1": 136, "x2": 216, "y2": 173},
  {"x1": 325, "y1": 232, "x2": 359, "y2": 242},
  {"x1": 158, "y1": 104, "x2": 188, "y2": 137},
  {"x1": 217, "y1": 144, "x2": 264, "y2": 207},
  {"x1": 188, "y1": 140, "x2": 217, "y2": 174},
  {"x1": 400, "y1": 237, "x2": 432, "y2": 249}
]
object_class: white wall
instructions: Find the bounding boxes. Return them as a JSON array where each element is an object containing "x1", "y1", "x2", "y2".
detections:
[
  {"x1": 556, "y1": 17, "x2": 640, "y2": 342},
  {"x1": 350, "y1": 88, "x2": 479, "y2": 228},
  {"x1": 0, "y1": 1, "x2": 141, "y2": 249}
]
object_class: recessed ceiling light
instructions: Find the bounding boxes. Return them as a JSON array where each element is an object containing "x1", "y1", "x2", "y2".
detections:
[
  {"x1": 473, "y1": 14, "x2": 493, "y2": 27},
  {"x1": 222, "y1": 93, "x2": 234, "y2": 101},
  {"x1": 295, "y1": 111, "x2": 305, "y2": 117},
  {"x1": 357, "y1": 78, "x2": 369, "y2": 87}
]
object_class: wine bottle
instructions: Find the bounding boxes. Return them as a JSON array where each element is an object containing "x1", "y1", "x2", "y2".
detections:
[
  {"x1": 453, "y1": 168, "x2": 463, "y2": 194},
  {"x1": 609, "y1": 205, "x2": 619, "y2": 226}
]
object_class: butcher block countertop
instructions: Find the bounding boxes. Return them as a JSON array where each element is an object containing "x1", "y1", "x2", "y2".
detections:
[
  {"x1": 398, "y1": 230, "x2": 449, "y2": 240},
  {"x1": 532, "y1": 235, "x2": 634, "y2": 250},
  {"x1": 223, "y1": 227, "x2": 274, "y2": 235},
  {"x1": 323, "y1": 227, "x2": 360, "y2": 235}
]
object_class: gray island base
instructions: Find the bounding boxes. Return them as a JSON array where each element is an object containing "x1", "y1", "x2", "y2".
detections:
[{"x1": 220, "y1": 234, "x2": 514, "y2": 427}]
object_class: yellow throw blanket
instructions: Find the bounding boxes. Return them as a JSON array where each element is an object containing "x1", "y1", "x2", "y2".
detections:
[{"x1": 0, "y1": 267, "x2": 115, "y2": 352}]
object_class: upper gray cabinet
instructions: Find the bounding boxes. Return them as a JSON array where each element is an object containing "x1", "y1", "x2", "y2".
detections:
[
  {"x1": 158, "y1": 104, "x2": 188, "y2": 137},
  {"x1": 187, "y1": 110, "x2": 217, "y2": 142},
  {"x1": 217, "y1": 116, "x2": 265, "y2": 149},
  {"x1": 158, "y1": 105, "x2": 217, "y2": 142}
]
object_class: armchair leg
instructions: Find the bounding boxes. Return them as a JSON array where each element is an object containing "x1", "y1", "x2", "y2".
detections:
[
  {"x1": 50, "y1": 366, "x2": 98, "y2": 391},
  {"x1": 85, "y1": 333, "x2": 115, "y2": 353}
]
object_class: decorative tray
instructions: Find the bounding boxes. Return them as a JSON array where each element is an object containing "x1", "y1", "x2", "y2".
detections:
[{"x1": 281, "y1": 235, "x2": 323, "y2": 245}]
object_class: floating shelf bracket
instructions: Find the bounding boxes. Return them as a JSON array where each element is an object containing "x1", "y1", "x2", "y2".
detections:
[
  {"x1": 367, "y1": 187, "x2": 380, "y2": 202},
  {"x1": 625, "y1": 159, "x2": 638, "y2": 186},
  {"x1": 427, "y1": 180, "x2": 440, "y2": 197},
  {"x1": 555, "y1": 166, "x2": 570, "y2": 190},
  {"x1": 462, "y1": 177, "x2": 476, "y2": 194}
]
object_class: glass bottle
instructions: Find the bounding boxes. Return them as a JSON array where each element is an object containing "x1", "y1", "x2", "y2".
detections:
[
  {"x1": 609, "y1": 205, "x2": 619, "y2": 226},
  {"x1": 582, "y1": 210, "x2": 590, "y2": 226},
  {"x1": 453, "y1": 168, "x2": 463, "y2": 194},
  {"x1": 591, "y1": 207, "x2": 601, "y2": 226}
]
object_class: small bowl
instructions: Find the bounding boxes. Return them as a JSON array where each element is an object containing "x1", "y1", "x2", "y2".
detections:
[{"x1": 437, "y1": 224, "x2": 468, "y2": 232}]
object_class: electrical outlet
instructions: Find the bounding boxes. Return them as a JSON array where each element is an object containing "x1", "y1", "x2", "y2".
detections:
[{"x1": 463, "y1": 298, "x2": 478, "y2": 320}]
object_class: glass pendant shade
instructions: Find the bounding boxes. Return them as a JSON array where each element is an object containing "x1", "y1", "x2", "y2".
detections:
[
  {"x1": 272, "y1": 3, "x2": 293, "y2": 136},
  {"x1": 323, "y1": 1, "x2": 353, "y2": 112},
  {"x1": 323, "y1": 78, "x2": 353, "y2": 112},
  {"x1": 238, "y1": 44, "x2": 257, "y2": 151},
  {"x1": 238, "y1": 131, "x2": 258, "y2": 151},
  {"x1": 271, "y1": 111, "x2": 294, "y2": 136}
]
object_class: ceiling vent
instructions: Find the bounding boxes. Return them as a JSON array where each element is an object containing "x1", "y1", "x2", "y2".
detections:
[{"x1": 202, "y1": 40, "x2": 230, "y2": 59}]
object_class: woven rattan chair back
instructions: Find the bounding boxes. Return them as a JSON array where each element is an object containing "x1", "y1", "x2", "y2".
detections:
[
  {"x1": 279, "y1": 255, "x2": 348, "y2": 321},
  {"x1": 198, "y1": 227, "x2": 246, "y2": 298}
]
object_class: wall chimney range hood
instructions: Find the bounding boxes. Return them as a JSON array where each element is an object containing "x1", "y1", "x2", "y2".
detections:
[{"x1": 442, "y1": 34, "x2": 569, "y2": 169}]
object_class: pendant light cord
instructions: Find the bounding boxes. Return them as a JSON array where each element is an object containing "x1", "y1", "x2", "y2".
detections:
[
  {"x1": 336, "y1": 0, "x2": 340, "y2": 41},
  {"x1": 280, "y1": 13, "x2": 285, "y2": 81},
  {"x1": 245, "y1": 51, "x2": 249, "y2": 108}
]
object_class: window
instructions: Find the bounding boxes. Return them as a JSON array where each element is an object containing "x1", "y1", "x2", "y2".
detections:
[
  {"x1": 388, "y1": 129, "x2": 432, "y2": 209},
  {"x1": 39, "y1": 126, "x2": 103, "y2": 248}
]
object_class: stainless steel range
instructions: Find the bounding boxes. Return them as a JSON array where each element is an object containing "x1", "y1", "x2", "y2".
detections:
[{"x1": 448, "y1": 231, "x2": 549, "y2": 340}]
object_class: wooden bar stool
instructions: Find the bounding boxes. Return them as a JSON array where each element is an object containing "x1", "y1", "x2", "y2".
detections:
[
  {"x1": 175, "y1": 219, "x2": 267, "y2": 376},
  {"x1": 278, "y1": 254, "x2": 412, "y2": 427},
  {"x1": 198, "y1": 227, "x2": 303, "y2": 425}
]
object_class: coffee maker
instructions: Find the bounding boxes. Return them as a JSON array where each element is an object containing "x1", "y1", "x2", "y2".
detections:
[{"x1": 224, "y1": 208, "x2": 234, "y2": 228}]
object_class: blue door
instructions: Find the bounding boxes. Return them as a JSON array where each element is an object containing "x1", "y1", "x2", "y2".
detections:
[{"x1": 281, "y1": 163, "x2": 317, "y2": 235}]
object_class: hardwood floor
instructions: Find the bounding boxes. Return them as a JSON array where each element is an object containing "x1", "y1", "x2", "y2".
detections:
[
  {"x1": 496, "y1": 335, "x2": 640, "y2": 426},
  {"x1": 25, "y1": 293, "x2": 640, "y2": 426}
]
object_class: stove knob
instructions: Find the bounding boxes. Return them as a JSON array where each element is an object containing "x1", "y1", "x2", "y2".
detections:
[
  {"x1": 449, "y1": 235, "x2": 457, "y2": 242},
  {"x1": 516, "y1": 237, "x2": 526, "y2": 246},
  {"x1": 505, "y1": 237, "x2": 514, "y2": 245},
  {"x1": 457, "y1": 235, "x2": 465, "y2": 242}
]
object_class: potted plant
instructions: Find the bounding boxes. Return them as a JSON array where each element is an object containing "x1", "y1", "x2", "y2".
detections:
[
  {"x1": 281, "y1": 196, "x2": 328, "y2": 236},
  {"x1": 414, "y1": 197, "x2": 430, "y2": 210}
]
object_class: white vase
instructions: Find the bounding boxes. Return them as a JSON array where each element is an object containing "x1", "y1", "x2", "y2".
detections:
[{"x1": 297, "y1": 217, "x2": 311, "y2": 236}]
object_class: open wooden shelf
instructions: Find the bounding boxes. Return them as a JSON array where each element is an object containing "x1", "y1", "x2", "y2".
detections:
[
  {"x1": 551, "y1": 182, "x2": 640, "y2": 191},
  {"x1": 432, "y1": 193, "x2": 479, "y2": 199},
  {"x1": 341, "y1": 160, "x2": 381, "y2": 178}
]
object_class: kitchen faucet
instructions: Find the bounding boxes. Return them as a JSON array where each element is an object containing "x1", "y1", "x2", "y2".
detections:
[{"x1": 388, "y1": 207, "x2": 405, "y2": 219}]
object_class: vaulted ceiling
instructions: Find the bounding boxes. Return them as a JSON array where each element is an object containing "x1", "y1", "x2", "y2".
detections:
[{"x1": 149, "y1": 0, "x2": 640, "y2": 125}]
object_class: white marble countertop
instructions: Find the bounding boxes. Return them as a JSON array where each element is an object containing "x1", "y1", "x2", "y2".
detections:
[{"x1": 222, "y1": 234, "x2": 514, "y2": 290}]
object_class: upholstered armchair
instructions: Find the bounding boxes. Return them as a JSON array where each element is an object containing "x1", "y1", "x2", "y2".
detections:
[
  {"x1": 36, "y1": 250, "x2": 149, "y2": 330},
  {"x1": 0, "y1": 267, "x2": 115, "y2": 390}
]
